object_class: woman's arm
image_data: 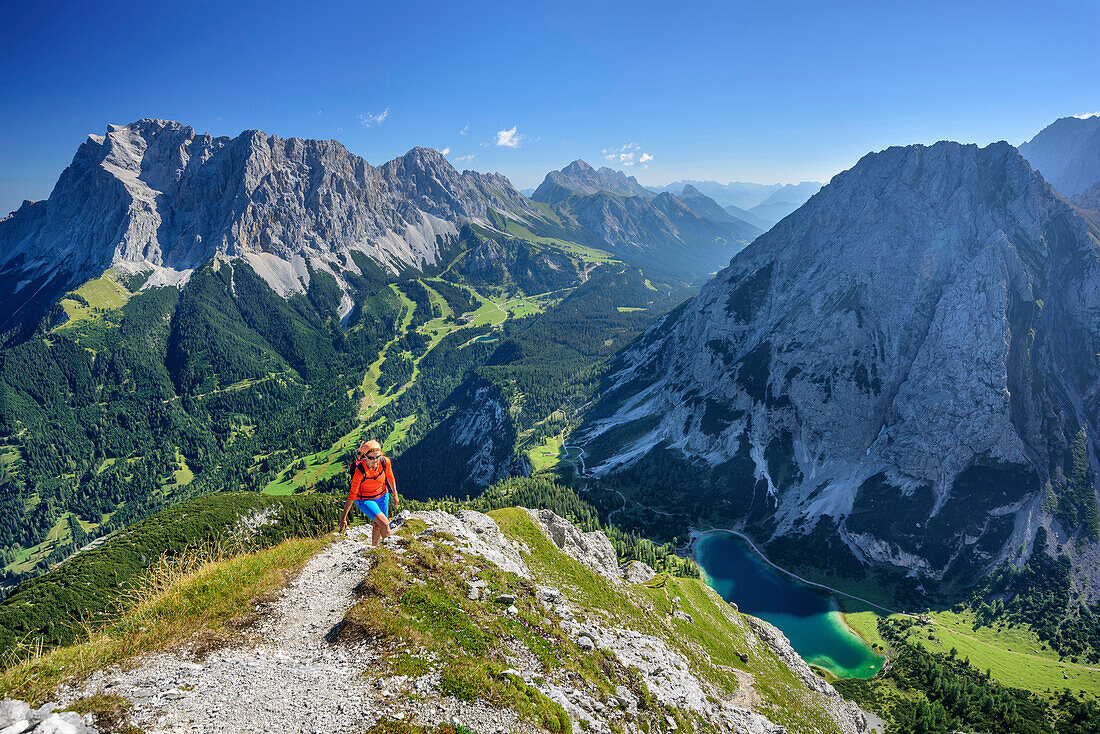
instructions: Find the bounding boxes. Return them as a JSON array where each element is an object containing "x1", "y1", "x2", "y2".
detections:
[
  {"x1": 338, "y1": 492, "x2": 355, "y2": 532},
  {"x1": 340, "y1": 466, "x2": 361, "y2": 531}
]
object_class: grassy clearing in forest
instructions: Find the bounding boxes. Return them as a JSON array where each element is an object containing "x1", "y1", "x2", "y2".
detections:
[
  {"x1": 54, "y1": 271, "x2": 131, "y2": 330},
  {"x1": 527, "y1": 434, "x2": 564, "y2": 473},
  {"x1": 384, "y1": 416, "x2": 417, "y2": 450},
  {"x1": 4, "y1": 511, "x2": 90, "y2": 576},
  {"x1": 840, "y1": 606, "x2": 1100, "y2": 698}
]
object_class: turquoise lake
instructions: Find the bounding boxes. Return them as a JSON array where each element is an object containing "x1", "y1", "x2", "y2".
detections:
[{"x1": 694, "y1": 531, "x2": 883, "y2": 678}]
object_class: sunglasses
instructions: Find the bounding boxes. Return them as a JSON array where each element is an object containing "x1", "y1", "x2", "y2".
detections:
[{"x1": 364, "y1": 453, "x2": 382, "y2": 460}]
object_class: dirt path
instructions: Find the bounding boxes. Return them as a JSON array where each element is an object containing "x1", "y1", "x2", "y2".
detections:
[{"x1": 59, "y1": 527, "x2": 536, "y2": 733}]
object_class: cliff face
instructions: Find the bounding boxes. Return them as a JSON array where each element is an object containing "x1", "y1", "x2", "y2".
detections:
[
  {"x1": 0, "y1": 119, "x2": 538, "y2": 342},
  {"x1": 580, "y1": 141, "x2": 1100, "y2": 587}
]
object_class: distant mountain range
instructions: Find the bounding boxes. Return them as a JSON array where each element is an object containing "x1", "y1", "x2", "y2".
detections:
[
  {"x1": 0, "y1": 119, "x2": 699, "y2": 583},
  {"x1": 647, "y1": 180, "x2": 823, "y2": 226},
  {"x1": 1020, "y1": 115, "x2": 1100, "y2": 197},
  {"x1": 529, "y1": 160, "x2": 763, "y2": 281}
]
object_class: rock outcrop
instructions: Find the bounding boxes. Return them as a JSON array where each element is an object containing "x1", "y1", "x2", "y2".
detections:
[
  {"x1": 0, "y1": 699, "x2": 97, "y2": 734},
  {"x1": 580, "y1": 140, "x2": 1100, "y2": 588},
  {"x1": 524, "y1": 508, "x2": 623, "y2": 584}
]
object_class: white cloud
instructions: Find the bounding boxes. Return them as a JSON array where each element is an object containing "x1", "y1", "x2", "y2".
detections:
[
  {"x1": 1074, "y1": 112, "x2": 1100, "y2": 119},
  {"x1": 454, "y1": 154, "x2": 474, "y2": 164},
  {"x1": 336, "y1": 127, "x2": 344, "y2": 133},
  {"x1": 317, "y1": 109, "x2": 323, "y2": 115},
  {"x1": 460, "y1": 125, "x2": 469, "y2": 135},
  {"x1": 441, "y1": 147, "x2": 451, "y2": 155},
  {"x1": 358, "y1": 108, "x2": 389, "y2": 127},
  {"x1": 602, "y1": 142, "x2": 649, "y2": 166},
  {"x1": 496, "y1": 126, "x2": 522, "y2": 147}
]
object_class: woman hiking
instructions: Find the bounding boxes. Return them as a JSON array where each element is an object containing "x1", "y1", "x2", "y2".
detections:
[{"x1": 338, "y1": 439, "x2": 399, "y2": 546}]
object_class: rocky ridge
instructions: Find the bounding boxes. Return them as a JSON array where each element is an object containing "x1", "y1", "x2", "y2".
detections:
[
  {"x1": 580, "y1": 140, "x2": 1100, "y2": 587},
  {"x1": 0, "y1": 119, "x2": 540, "y2": 341},
  {"x1": 530, "y1": 160, "x2": 654, "y2": 205},
  {"x1": 678, "y1": 184, "x2": 764, "y2": 232},
  {"x1": 52, "y1": 508, "x2": 867, "y2": 733}
]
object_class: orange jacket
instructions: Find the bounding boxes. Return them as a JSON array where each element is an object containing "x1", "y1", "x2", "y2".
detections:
[{"x1": 349, "y1": 455, "x2": 395, "y2": 501}]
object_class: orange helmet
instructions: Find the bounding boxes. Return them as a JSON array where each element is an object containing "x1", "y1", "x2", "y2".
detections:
[{"x1": 358, "y1": 439, "x2": 382, "y2": 456}]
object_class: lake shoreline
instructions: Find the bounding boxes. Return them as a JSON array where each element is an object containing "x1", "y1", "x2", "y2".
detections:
[
  {"x1": 689, "y1": 527, "x2": 904, "y2": 616},
  {"x1": 692, "y1": 528, "x2": 885, "y2": 679}
]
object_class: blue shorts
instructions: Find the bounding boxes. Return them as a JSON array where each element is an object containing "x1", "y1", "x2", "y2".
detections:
[{"x1": 356, "y1": 494, "x2": 389, "y2": 521}]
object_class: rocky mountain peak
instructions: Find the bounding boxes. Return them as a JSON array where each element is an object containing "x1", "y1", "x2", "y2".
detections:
[
  {"x1": 562, "y1": 158, "x2": 596, "y2": 175},
  {"x1": 583, "y1": 139, "x2": 1100, "y2": 587},
  {"x1": 1019, "y1": 115, "x2": 1100, "y2": 196},
  {"x1": 532, "y1": 160, "x2": 654, "y2": 203}
]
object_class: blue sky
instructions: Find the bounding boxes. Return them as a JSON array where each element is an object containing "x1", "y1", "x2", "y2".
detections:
[{"x1": 1, "y1": 0, "x2": 1097, "y2": 215}]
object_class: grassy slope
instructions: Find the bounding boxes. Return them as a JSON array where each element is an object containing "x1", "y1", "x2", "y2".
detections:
[
  {"x1": 0, "y1": 535, "x2": 329, "y2": 704},
  {"x1": 489, "y1": 508, "x2": 850, "y2": 734}
]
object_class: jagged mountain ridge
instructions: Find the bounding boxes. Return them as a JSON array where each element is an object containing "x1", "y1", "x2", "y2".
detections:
[
  {"x1": 530, "y1": 158, "x2": 654, "y2": 204},
  {"x1": 532, "y1": 161, "x2": 762, "y2": 281},
  {"x1": 679, "y1": 184, "x2": 764, "y2": 232},
  {"x1": 1020, "y1": 115, "x2": 1100, "y2": 197},
  {"x1": 0, "y1": 119, "x2": 540, "y2": 343},
  {"x1": 648, "y1": 180, "x2": 821, "y2": 210},
  {"x1": 580, "y1": 140, "x2": 1100, "y2": 589}
]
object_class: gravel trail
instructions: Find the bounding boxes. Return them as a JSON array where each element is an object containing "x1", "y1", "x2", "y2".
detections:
[{"x1": 59, "y1": 527, "x2": 533, "y2": 733}]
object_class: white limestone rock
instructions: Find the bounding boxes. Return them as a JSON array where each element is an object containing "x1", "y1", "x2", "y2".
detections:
[
  {"x1": 523, "y1": 508, "x2": 622, "y2": 584},
  {"x1": 620, "y1": 559, "x2": 656, "y2": 583},
  {"x1": 411, "y1": 509, "x2": 529, "y2": 578}
]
